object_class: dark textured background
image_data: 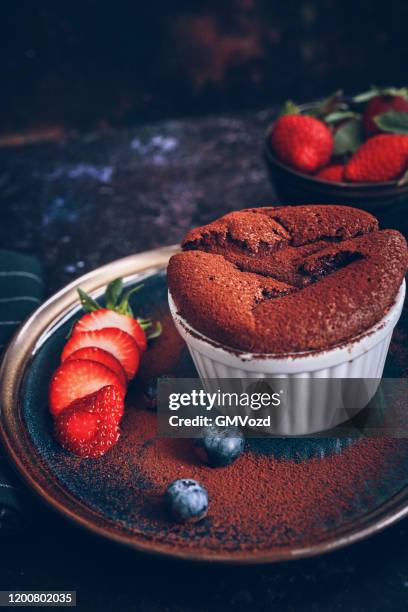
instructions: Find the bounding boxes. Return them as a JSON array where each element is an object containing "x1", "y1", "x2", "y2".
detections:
[{"x1": 1, "y1": 0, "x2": 408, "y2": 140}]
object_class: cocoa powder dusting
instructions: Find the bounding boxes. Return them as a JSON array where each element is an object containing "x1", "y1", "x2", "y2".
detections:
[
  {"x1": 100, "y1": 406, "x2": 405, "y2": 554},
  {"x1": 29, "y1": 281, "x2": 408, "y2": 559},
  {"x1": 73, "y1": 312, "x2": 408, "y2": 556}
]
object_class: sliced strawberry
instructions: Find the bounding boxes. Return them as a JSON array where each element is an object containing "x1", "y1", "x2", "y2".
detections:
[
  {"x1": 60, "y1": 384, "x2": 124, "y2": 424},
  {"x1": 49, "y1": 359, "x2": 125, "y2": 417},
  {"x1": 73, "y1": 309, "x2": 147, "y2": 352},
  {"x1": 54, "y1": 385, "x2": 124, "y2": 458},
  {"x1": 64, "y1": 347, "x2": 127, "y2": 389},
  {"x1": 56, "y1": 409, "x2": 99, "y2": 446},
  {"x1": 61, "y1": 328, "x2": 140, "y2": 380}
]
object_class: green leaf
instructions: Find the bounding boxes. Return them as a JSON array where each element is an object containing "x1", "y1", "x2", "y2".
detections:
[
  {"x1": 77, "y1": 288, "x2": 101, "y2": 313},
  {"x1": 137, "y1": 317, "x2": 152, "y2": 330},
  {"x1": 105, "y1": 278, "x2": 123, "y2": 309},
  {"x1": 308, "y1": 90, "x2": 344, "y2": 118},
  {"x1": 333, "y1": 119, "x2": 364, "y2": 156},
  {"x1": 116, "y1": 284, "x2": 143, "y2": 316},
  {"x1": 279, "y1": 100, "x2": 300, "y2": 116},
  {"x1": 65, "y1": 321, "x2": 76, "y2": 340},
  {"x1": 353, "y1": 86, "x2": 408, "y2": 103},
  {"x1": 146, "y1": 321, "x2": 162, "y2": 341},
  {"x1": 374, "y1": 110, "x2": 408, "y2": 134},
  {"x1": 324, "y1": 110, "x2": 361, "y2": 123},
  {"x1": 353, "y1": 89, "x2": 378, "y2": 103}
]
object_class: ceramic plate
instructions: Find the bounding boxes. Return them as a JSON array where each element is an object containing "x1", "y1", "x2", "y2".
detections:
[{"x1": 1, "y1": 246, "x2": 408, "y2": 564}]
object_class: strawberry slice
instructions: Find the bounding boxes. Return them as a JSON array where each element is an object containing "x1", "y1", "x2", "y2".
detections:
[
  {"x1": 54, "y1": 385, "x2": 124, "y2": 458},
  {"x1": 75, "y1": 279, "x2": 161, "y2": 353},
  {"x1": 61, "y1": 328, "x2": 140, "y2": 380},
  {"x1": 64, "y1": 346, "x2": 127, "y2": 389},
  {"x1": 49, "y1": 359, "x2": 125, "y2": 416},
  {"x1": 73, "y1": 309, "x2": 147, "y2": 352}
]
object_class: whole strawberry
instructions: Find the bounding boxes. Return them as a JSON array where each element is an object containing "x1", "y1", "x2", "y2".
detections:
[
  {"x1": 360, "y1": 88, "x2": 408, "y2": 137},
  {"x1": 271, "y1": 112, "x2": 333, "y2": 174},
  {"x1": 344, "y1": 134, "x2": 408, "y2": 182},
  {"x1": 315, "y1": 164, "x2": 344, "y2": 182}
]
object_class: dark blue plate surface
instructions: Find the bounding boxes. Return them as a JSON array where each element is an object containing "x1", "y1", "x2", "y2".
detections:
[{"x1": 3, "y1": 259, "x2": 408, "y2": 563}]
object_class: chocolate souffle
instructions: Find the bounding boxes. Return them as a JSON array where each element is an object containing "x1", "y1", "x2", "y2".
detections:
[{"x1": 167, "y1": 206, "x2": 408, "y2": 354}]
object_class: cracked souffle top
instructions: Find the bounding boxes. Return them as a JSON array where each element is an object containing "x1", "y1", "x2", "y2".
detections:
[{"x1": 167, "y1": 205, "x2": 408, "y2": 353}]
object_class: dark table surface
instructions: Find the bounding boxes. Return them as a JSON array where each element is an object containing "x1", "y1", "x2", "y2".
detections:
[{"x1": 1, "y1": 110, "x2": 408, "y2": 612}]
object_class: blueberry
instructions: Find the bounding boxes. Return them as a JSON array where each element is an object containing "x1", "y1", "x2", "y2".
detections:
[
  {"x1": 144, "y1": 374, "x2": 171, "y2": 410},
  {"x1": 194, "y1": 425, "x2": 245, "y2": 467},
  {"x1": 165, "y1": 478, "x2": 208, "y2": 523}
]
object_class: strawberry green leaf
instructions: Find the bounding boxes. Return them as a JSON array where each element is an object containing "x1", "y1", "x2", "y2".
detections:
[
  {"x1": 77, "y1": 288, "x2": 101, "y2": 313},
  {"x1": 374, "y1": 110, "x2": 408, "y2": 134},
  {"x1": 308, "y1": 90, "x2": 345, "y2": 118},
  {"x1": 353, "y1": 89, "x2": 379, "y2": 103},
  {"x1": 279, "y1": 100, "x2": 300, "y2": 116},
  {"x1": 105, "y1": 278, "x2": 123, "y2": 310},
  {"x1": 324, "y1": 110, "x2": 361, "y2": 123},
  {"x1": 147, "y1": 321, "x2": 162, "y2": 340},
  {"x1": 65, "y1": 321, "x2": 76, "y2": 340},
  {"x1": 116, "y1": 285, "x2": 143, "y2": 316},
  {"x1": 333, "y1": 119, "x2": 364, "y2": 155},
  {"x1": 126, "y1": 305, "x2": 134, "y2": 317},
  {"x1": 353, "y1": 86, "x2": 408, "y2": 103},
  {"x1": 137, "y1": 317, "x2": 152, "y2": 330}
]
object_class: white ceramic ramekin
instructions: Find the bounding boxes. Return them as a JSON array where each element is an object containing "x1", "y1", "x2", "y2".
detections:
[{"x1": 168, "y1": 280, "x2": 406, "y2": 435}]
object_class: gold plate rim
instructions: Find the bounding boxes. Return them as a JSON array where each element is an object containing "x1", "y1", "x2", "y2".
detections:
[{"x1": 2, "y1": 244, "x2": 408, "y2": 564}]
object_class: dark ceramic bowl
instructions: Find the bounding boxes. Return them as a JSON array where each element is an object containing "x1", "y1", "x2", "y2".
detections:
[{"x1": 264, "y1": 104, "x2": 408, "y2": 211}]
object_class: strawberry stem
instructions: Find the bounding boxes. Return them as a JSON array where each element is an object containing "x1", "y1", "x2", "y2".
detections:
[
  {"x1": 77, "y1": 279, "x2": 162, "y2": 341},
  {"x1": 147, "y1": 321, "x2": 162, "y2": 340},
  {"x1": 78, "y1": 288, "x2": 101, "y2": 313},
  {"x1": 137, "y1": 317, "x2": 153, "y2": 330},
  {"x1": 308, "y1": 89, "x2": 345, "y2": 118},
  {"x1": 115, "y1": 284, "x2": 144, "y2": 316},
  {"x1": 105, "y1": 278, "x2": 123, "y2": 309},
  {"x1": 279, "y1": 100, "x2": 300, "y2": 116}
]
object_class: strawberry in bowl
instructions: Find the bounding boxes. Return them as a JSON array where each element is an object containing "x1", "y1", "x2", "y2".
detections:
[
  {"x1": 48, "y1": 278, "x2": 161, "y2": 458},
  {"x1": 270, "y1": 111, "x2": 333, "y2": 174},
  {"x1": 359, "y1": 86, "x2": 408, "y2": 137},
  {"x1": 264, "y1": 87, "x2": 408, "y2": 209}
]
